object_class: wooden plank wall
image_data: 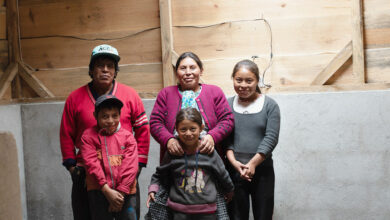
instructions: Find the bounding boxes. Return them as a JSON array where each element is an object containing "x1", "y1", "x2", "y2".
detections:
[
  {"x1": 0, "y1": 0, "x2": 11, "y2": 99},
  {"x1": 1, "y1": 0, "x2": 389, "y2": 100},
  {"x1": 17, "y1": 0, "x2": 163, "y2": 98},
  {"x1": 171, "y1": 0, "x2": 390, "y2": 95}
]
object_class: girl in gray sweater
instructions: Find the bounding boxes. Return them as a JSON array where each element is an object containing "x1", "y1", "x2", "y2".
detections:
[
  {"x1": 147, "y1": 108, "x2": 234, "y2": 220},
  {"x1": 226, "y1": 60, "x2": 280, "y2": 220}
]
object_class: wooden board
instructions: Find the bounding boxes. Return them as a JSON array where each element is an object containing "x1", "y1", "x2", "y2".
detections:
[
  {"x1": 172, "y1": 0, "x2": 350, "y2": 26},
  {"x1": 190, "y1": 47, "x2": 389, "y2": 96},
  {"x1": 21, "y1": 28, "x2": 162, "y2": 69},
  {"x1": 18, "y1": 0, "x2": 159, "y2": 38},
  {"x1": 159, "y1": 0, "x2": 176, "y2": 87},
  {"x1": 33, "y1": 63, "x2": 163, "y2": 97},
  {"x1": 364, "y1": 9, "x2": 390, "y2": 48},
  {"x1": 0, "y1": 40, "x2": 8, "y2": 71},
  {"x1": 366, "y1": 47, "x2": 390, "y2": 83},
  {"x1": 173, "y1": 15, "x2": 351, "y2": 60},
  {"x1": 0, "y1": 7, "x2": 5, "y2": 40}
]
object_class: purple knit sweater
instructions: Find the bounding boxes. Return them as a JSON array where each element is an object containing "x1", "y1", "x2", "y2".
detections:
[{"x1": 150, "y1": 84, "x2": 234, "y2": 163}]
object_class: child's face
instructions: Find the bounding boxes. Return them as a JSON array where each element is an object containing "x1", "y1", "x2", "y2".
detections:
[
  {"x1": 177, "y1": 119, "x2": 203, "y2": 148},
  {"x1": 95, "y1": 107, "x2": 120, "y2": 135}
]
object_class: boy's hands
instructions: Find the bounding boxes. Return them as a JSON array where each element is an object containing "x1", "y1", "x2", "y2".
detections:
[
  {"x1": 146, "y1": 192, "x2": 155, "y2": 208},
  {"x1": 101, "y1": 184, "x2": 124, "y2": 212}
]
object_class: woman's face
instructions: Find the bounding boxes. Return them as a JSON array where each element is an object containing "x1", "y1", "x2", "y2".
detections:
[
  {"x1": 176, "y1": 57, "x2": 203, "y2": 91},
  {"x1": 233, "y1": 67, "x2": 259, "y2": 100}
]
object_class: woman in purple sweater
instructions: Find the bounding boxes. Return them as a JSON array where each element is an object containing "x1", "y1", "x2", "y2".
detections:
[
  {"x1": 150, "y1": 52, "x2": 234, "y2": 163},
  {"x1": 149, "y1": 52, "x2": 234, "y2": 219}
]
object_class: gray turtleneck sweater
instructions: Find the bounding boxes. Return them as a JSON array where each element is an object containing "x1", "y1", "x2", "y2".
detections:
[{"x1": 225, "y1": 95, "x2": 280, "y2": 166}]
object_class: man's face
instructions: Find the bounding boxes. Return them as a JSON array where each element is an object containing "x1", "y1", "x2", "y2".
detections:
[{"x1": 90, "y1": 57, "x2": 116, "y2": 88}]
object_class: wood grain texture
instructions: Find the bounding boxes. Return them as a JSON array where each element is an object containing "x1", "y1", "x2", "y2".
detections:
[
  {"x1": 18, "y1": 62, "x2": 54, "y2": 97},
  {"x1": 0, "y1": 63, "x2": 17, "y2": 98},
  {"x1": 311, "y1": 41, "x2": 352, "y2": 85},
  {"x1": 19, "y1": 0, "x2": 160, "y2": 38},
  {"x1": 21, "y1": 28, "x2": 162, "y2": 69},
  {"x1": 0, "y1": 8, "x2": 5, "y2": 40},
  {"x1": 160, "y1": 0, "x2": 175, "y2": 87},
  {"x1": 172, "y1": 0, "x2": 350, "y2": 26},
  {"x1": 6, "y1": 0, "x2": 21, "y2": 62},
  {"x1": 33, "y1": 63, "x2": 163, "y2": 97},
  {"x1": 263, "y1": 83, "x2": 390, "y2": 94},
  {"x1": 352, "y1": 0, "x2": 365, "y2": 83},
  {"x1": 366, "y1": 48, "x2": 390, "y2": 83},
  {"x1": 173, "y1": 15, "x2": 351, "y2": 60},
  {"x1": 0, "y1": 40, "x2": 8, "y2": 71}
]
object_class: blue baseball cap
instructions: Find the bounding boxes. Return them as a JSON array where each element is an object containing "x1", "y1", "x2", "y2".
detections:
[{"x1": 91, "y1": 44, "x2": 120, "y2": 62}]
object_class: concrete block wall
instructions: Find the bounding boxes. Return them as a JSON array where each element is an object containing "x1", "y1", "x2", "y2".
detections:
[{"x1": 1, "y1": 90, "x2": 389, "y2": 219}]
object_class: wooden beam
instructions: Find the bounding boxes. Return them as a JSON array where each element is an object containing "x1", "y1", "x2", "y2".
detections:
[
  {"x1": 18, "y1": 62, "x2": 54, "y2": 97},
  {"x1": 171, "y1": 50, "x2": 179, "y2": 66},
  {"x1": 159, "y1": 0, "x2": 175, "y2": 87},
  {"x1": 264, "y1": 83, "x2": 390, "y2": 94},
  {"x1": 6, "y1": 0, "x2": 21, "y2": 63},
  {"x1": 0, "y1": 63, "x2": 17, "y2": 98},
  {"x1": 0, "y1": 7, "x2": 6, "y2": 40},
  {"x1": 311, "y1": 41, "x2": 352, "y2": 85},
  {"x1": 352, "y1": 0, "x2": 365, "y2": 83},
  {"x1": 11, "y1": 75, "x2": 22, "y2": 98}
]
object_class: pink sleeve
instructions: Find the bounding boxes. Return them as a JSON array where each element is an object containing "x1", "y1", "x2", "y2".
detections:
[
  {"x1": 130, "y1": 92, "x2": 150, "y2": 165},
  {"x1": 80, "y1": 133, "x2": 107, "y2": 187},
  {"x1": 207, "y1": 87, "x2": 234, "y2": 144},
  {"x1": 60, "y1": 97, "x2": 77, "y2": 162},
  {"x1": 116, "y1": 133, "x2": 138, "y2": 194}
]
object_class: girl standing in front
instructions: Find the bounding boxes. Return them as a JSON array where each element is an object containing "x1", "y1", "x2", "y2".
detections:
[
  {"x1": 226, "y1": 60, "x2": 280, "y2": 220},
  {"x1": 147, "y1": 108, "x2": 234, "y2": 220}
]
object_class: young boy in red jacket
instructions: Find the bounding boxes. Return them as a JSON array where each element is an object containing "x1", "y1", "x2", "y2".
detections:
[{"x1": 80, "y1": 94, "x2": 138, "y2": 220}]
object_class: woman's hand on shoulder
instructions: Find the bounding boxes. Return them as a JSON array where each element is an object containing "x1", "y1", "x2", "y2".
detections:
[
  {"x1": 167, "y1": 138, "x2": 184, "y2": 156},
  {"x1": 199, "y1": 134, "x2": 215, "y2": 154}
]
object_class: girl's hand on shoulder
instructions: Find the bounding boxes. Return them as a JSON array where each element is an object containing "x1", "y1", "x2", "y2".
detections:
[
  {"x1": 146, "y1": 192, "x2": 155, "y2": 208},
  {"x1": 199, "y1": 134, "x2": 215, "y2": 154},
  {"x1": 167, "y1": 138, "x2": 184, "y2": 156}
]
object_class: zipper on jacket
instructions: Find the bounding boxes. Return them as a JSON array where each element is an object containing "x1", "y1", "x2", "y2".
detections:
[{"x1": 105, "y1": 136, "x2": 115, "y2": 188}]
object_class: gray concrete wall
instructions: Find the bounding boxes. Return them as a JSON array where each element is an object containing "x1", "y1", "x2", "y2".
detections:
[
  {"x1": 0, "y1": 104, "x2": 27, "y2": 220},
  {"x1": 7, "y1": 89, "x2": 390, "y2": 219}
]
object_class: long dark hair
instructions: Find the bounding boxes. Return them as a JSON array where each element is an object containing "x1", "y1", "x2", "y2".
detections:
[
  {"x1": 231, "y1": 59, "x2": 261, "y2": 94},
  {"x1": 175, "y1": 108, "x2": 203, "y2": 129},
  {"x1": 174, "y1": 52, "x2": 203, "y2": 72}
]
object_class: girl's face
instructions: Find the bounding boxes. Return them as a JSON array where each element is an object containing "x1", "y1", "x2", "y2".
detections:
[
  {"x1": 176, "y1": 119, "x2": 203, "y2": 148},
  {"x1": 176, "y1": 57, "x2": 203, "y2": 91},
  {"x1": 233, "y1": 67, "x2": 259, "y2": 100}
]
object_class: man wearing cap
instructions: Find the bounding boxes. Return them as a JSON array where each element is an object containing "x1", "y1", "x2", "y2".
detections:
[{"x1": 60, "y1": 44, "x2": 150, "y2": 220}]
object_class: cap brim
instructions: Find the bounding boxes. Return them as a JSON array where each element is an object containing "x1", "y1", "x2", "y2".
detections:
[
  {"x1": 92, "y1": 52, "x2": 120, "y2": 62},
  {"x1": 96, "y1": 98, "x2": 124, "y2": 110}
]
